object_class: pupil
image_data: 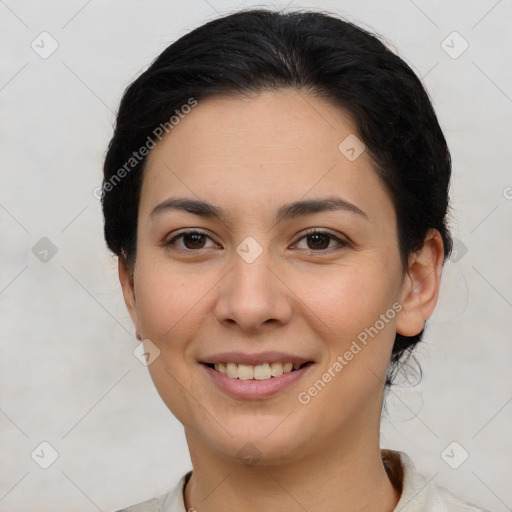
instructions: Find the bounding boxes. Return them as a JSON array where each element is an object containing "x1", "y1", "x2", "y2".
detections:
[
  {"x1": 309, "y1": 234, "x2": 329, "y2": 250},
  {"x1": 185, "y1": 233, "x2": 205, "y2": 249}
]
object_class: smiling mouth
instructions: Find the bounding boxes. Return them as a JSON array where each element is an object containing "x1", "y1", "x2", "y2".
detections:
[{"x1": 203, "y1": 361, "x2": 313, "y2": 380}]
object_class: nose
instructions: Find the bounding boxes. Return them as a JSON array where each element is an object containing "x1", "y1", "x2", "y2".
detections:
[{"x1": 214, "y1": 246, "x2": 293, "y2": 333}]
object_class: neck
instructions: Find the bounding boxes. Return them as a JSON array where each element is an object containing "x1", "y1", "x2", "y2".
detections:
[{"x1": 183, "y1": 427, "x2": 400, "y2": 512}]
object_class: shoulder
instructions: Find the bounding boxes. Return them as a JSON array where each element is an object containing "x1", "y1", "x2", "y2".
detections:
[
  {"x1": 113, "y1": 470, "x2": 192, "y2": 512},
  {"x1": 381, "y1": 449, "x2": 494, "y2": 512},
  {"x1": 115, "y1": 497, "x2": 160, "y2": 512}
]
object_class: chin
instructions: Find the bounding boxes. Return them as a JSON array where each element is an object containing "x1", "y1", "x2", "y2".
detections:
[{"x1": 194, "y1": 415, "x2": 314, "y2": 466}]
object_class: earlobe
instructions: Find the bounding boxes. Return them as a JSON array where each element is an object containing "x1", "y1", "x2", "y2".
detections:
[
  {"x1": 118, "y1": 256, "x2": 142, "y2": 340},
  {"x1": 395, "y1": 229, "x2": 445, "y2": 337}
]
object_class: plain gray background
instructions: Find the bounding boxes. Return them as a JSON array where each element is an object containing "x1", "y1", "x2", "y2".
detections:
[{"x1": 1, "y1": 1, "x2": 511, "y2": 511}]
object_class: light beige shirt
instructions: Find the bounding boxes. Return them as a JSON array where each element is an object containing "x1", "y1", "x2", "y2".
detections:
[{"x1": 115, "y1": 449, "x2": 493, "y2": 512}]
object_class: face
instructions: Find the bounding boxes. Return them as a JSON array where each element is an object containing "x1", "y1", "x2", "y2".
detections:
[{"x1": 119, "y1": 89, "x2": 436, "y2": 465}]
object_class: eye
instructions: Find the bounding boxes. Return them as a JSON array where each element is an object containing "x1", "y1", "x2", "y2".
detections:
[
  {"x1": 293, "y1": 229, "x2": 349, "y2": 252},
  {"x1": 164, "y1": 230, "x2": 219, "y2": 251},
  {"x1": 163, "y1": 228, "x2": 349, "y2": 253}
]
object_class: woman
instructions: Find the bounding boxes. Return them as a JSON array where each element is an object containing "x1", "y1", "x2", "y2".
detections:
[{"x1": 102, "y1": 8, "x2": 492, "y2": 512}]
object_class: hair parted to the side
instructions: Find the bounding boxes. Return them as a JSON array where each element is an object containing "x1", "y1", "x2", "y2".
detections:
[{"x1": 102, "y1": 8, "x2": 453, "y2": 388}]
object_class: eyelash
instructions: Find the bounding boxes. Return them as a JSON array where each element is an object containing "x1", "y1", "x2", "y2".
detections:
[{"x1": 164, "y1": 228, "x2": 349, "y2": 253}]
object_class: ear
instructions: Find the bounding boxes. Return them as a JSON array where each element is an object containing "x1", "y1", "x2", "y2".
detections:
[
  {"x1": 395, "y1": 229, "x2": 445, "y2": 337},
  {"x1": 118, "y1": 255, "x2": 142, "y2": 341}
]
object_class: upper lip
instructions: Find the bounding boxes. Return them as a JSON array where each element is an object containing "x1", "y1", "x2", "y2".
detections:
[{"x1": 200, "y1": 351, "x2": 314, "y2": 366}]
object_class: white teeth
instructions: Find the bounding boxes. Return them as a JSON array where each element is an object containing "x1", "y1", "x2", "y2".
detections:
[
  {"x1": 283, "y1": 362, "x2": 293, "y2": 373},
  {"x1": 253, "y1": 363, "x2": 271, "y2": 380},
  {"x1": 213, "y1": 361, "x2": 304, "y2": 380},
  {"x1": 226, "y1": 362, "x2": 238, "y2": 378},
  {"x1": 270, "y1": 362, "x2": 283, "y2": 377},
  {"x1": 237, "y1": 364, "x2": 254, "y2": 380}
]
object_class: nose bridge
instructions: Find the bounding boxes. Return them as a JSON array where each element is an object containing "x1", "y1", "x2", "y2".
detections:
[{"x1": 214, "y1": 238, "x2": 291, "y2": 329}]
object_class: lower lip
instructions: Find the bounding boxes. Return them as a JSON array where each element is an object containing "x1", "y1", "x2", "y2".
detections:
[{"x1": 201, "y1": 363, "x2": 314, "y2": 399}]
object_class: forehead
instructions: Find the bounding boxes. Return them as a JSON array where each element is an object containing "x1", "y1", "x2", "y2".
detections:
[
  {"x1": 147, "y1": 89, "x2": 361, "y2": 165},
  {"x1": 140, "y1": 89, "x2": 394, "y2": 225}
]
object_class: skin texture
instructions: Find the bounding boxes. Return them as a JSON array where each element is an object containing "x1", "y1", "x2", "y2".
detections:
[{"x1": 119, "y1": 89, "x2": 445, "y2": 512}]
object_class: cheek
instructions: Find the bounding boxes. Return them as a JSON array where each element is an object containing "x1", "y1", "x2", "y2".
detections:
[
  {"x1": 296, "y1": 268, "x2": 399, "y2": 415},
  {"x1": 132, "y1": 259, "x2": 210, "y2": 424},
  {"x1": 133, "y1": 258, "x2": 209, "y2": 345},
  {"x1": 295, "y1": 261, "x2": 400, "y2": 397},
  {"x1": 298, "y1": 263, "x2": 398, "y2": 339}
]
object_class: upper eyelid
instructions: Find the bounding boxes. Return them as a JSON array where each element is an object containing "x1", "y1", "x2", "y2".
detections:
[
  {"x1": 165, "y1": 228, "x2": 215, "y2": 245},
  {"x1": 299, "y1": 227, "x2": 346, "y2": 239},
  {"x1": 294, "y1": 229, "x2": 350, "y2": 248}
]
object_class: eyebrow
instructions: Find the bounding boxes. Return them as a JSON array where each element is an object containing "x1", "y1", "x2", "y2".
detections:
[{"x1": 150, "y1": 195, "x2": 368, "y2": 223}]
